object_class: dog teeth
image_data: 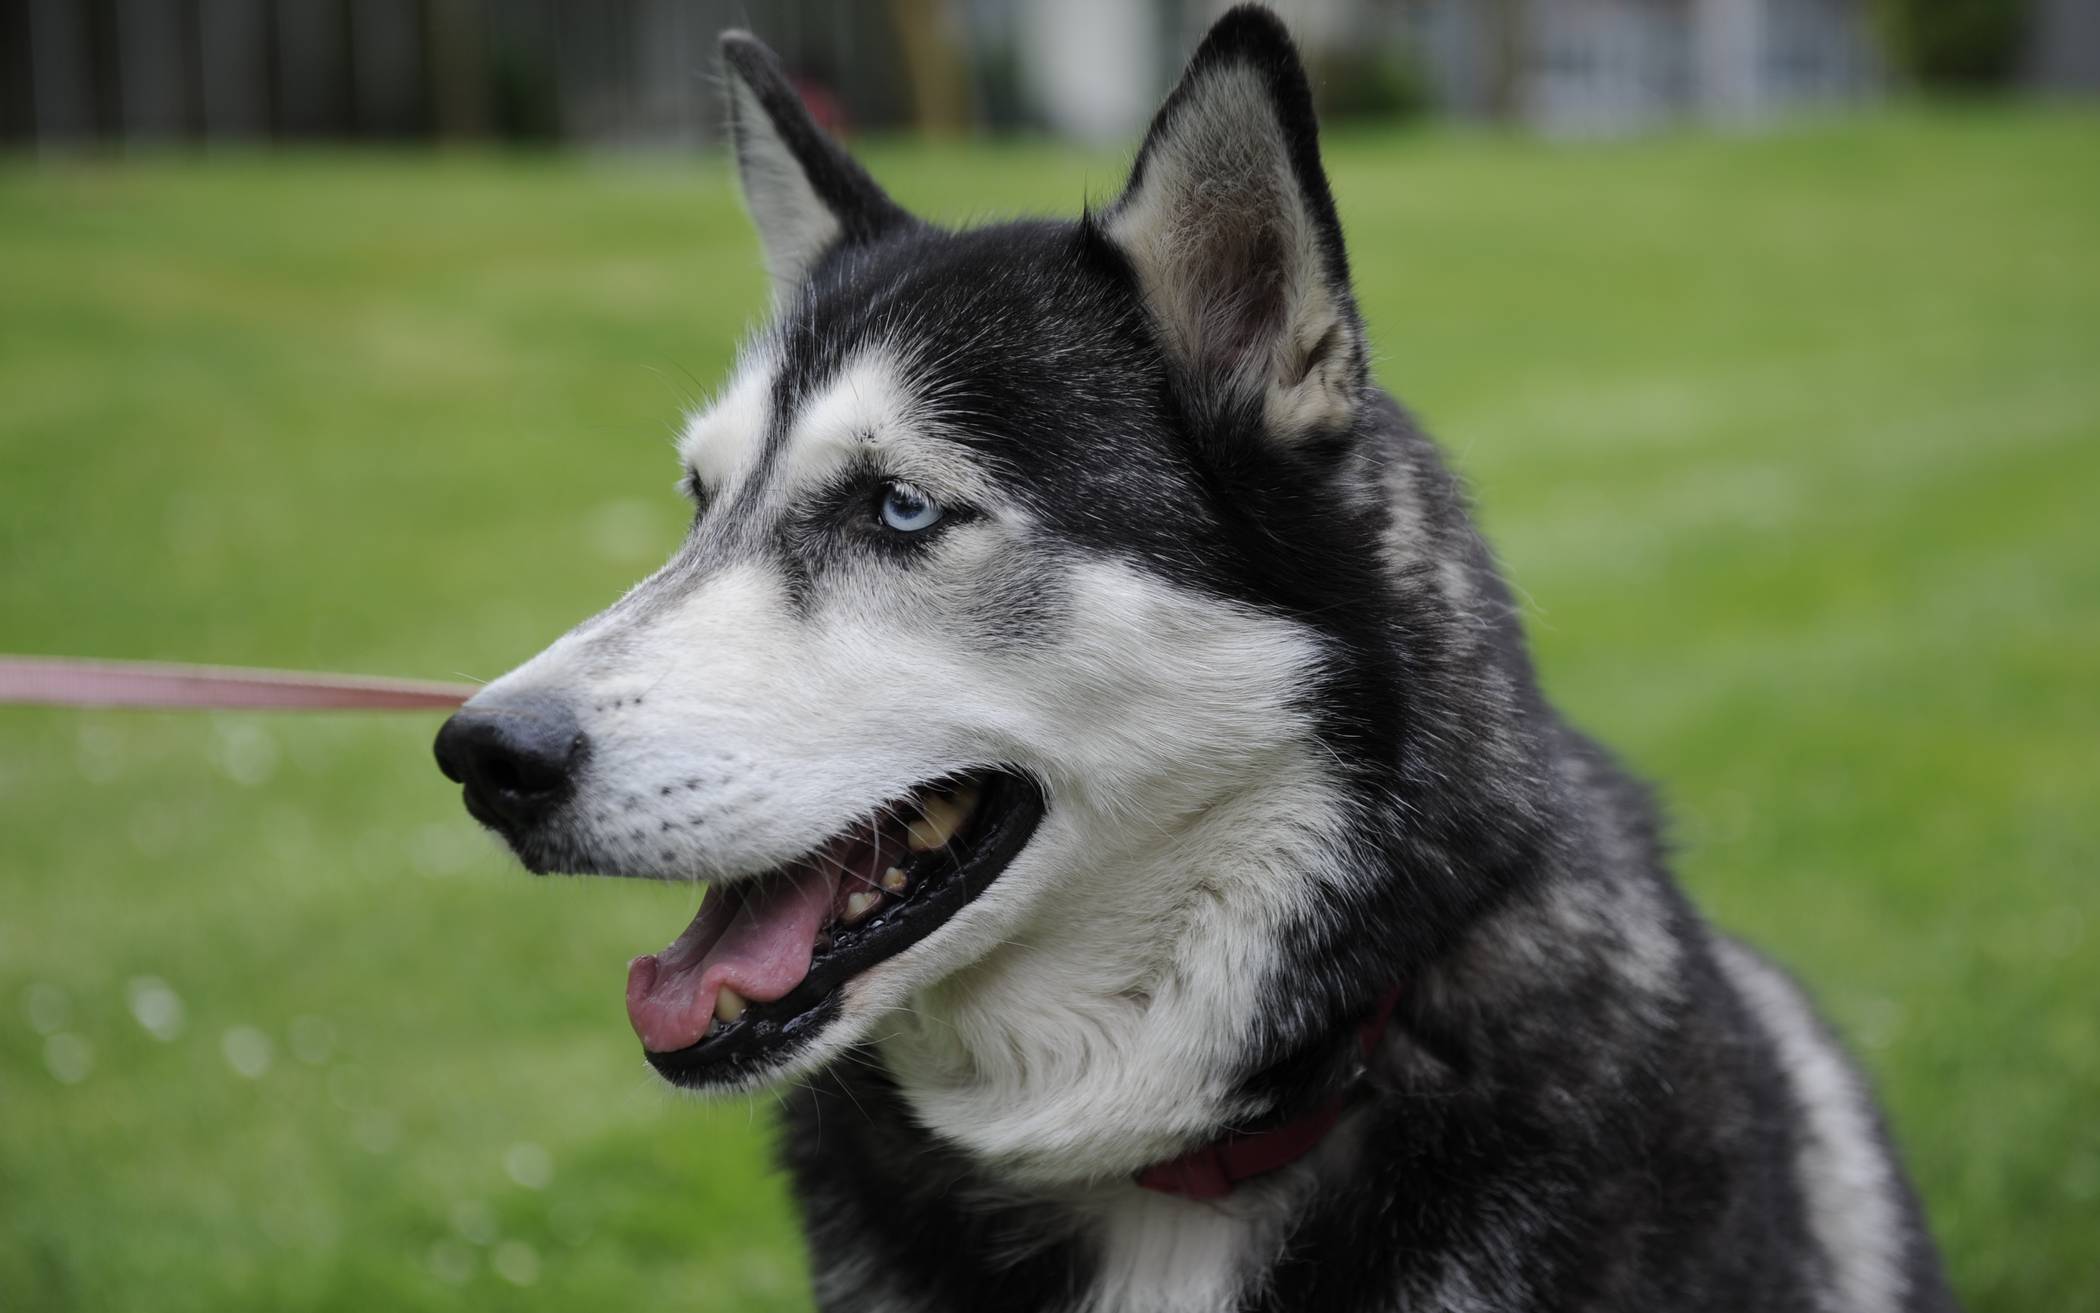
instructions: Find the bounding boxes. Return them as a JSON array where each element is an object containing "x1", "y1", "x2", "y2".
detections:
[
  {"x1": 906, "y1": 785, "x2": 977, "y2": 852},
  {"x1": 880, "y1": 866, "x2": 909, "y2": 894},
  {"x1": 843, "y1": 890, "x2": 881, "y2": 923},
  {"x1": 713, "y1": 986, "x2": 748, "y2": 1024}
]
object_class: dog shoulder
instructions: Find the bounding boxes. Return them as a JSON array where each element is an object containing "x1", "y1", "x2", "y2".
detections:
[{"x1": 1710, "y1": 934, "x2": 1961, "y2": 1312}]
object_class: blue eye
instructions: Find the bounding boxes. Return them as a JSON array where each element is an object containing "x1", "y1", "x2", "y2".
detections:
[{"x1": 879, "y1": 483, "x2": 943, "y2": 533}]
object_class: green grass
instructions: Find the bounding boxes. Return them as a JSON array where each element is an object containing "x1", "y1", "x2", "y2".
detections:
[{"x1": 2, "y1": 108, "x2": 2096, "y2": 1310}]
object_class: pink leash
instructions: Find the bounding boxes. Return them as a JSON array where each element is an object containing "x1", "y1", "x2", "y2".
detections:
[{"x1": 0, "y1": 656, "x2": 474, "y2": 712}]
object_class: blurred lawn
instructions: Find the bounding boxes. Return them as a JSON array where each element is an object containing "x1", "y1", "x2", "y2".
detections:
[{"x1": 2, "y1": 108, "x2": 2097, "y2": 1311}]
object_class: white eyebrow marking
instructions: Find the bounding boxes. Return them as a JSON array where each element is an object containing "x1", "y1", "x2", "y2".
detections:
[
  {"x1": 777, "y1": 346, "x2": 1005, "y2": 504},
  {"x1": 678, "y1": 350, "x2": 776, "y2": 492},
  {"x1": 780, "y1": 352, "x2": 915, "y2": 488}
]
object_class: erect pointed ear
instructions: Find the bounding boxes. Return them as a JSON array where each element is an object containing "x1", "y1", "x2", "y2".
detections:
[
  {"x1": 719, "y1": 32, "x2": 912, "y2": 301},
  {"x1": 1104, "y1": 6, "x2": 1365, "y2": 440}
]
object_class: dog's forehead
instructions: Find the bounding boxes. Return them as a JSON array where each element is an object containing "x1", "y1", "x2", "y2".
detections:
[
  {"x1": 680, "y1": 223, "x2": 1160, "y2": 496},
  {"x1": 678, "y1": 342, "x2": 984, "y2": 506}
]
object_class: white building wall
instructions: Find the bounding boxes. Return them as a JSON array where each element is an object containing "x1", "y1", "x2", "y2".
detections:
[{"x1": 1019, "y1": 0, "x2": 1161, "y2": 144}]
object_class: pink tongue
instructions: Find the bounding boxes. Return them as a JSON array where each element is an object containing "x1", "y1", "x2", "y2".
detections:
[{"x1": 625, "y1": 862, "x2": 839, "y2": 1054}]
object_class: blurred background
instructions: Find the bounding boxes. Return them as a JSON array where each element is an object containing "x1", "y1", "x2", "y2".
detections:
[
  {"x1": 5, "y1": 0, "x2": 2099, "y2": 147},
  {"x1": 1, "y1": 2, "x2": 2095, "y2": 1311}
]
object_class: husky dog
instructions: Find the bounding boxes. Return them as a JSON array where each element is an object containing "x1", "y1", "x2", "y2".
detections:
[{"x1": 434, "y1": 8, "x2": 1958, "y2": 1310}]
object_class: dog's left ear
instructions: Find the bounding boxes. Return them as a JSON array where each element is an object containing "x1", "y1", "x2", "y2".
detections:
[
  {"x1": 719, "y1": 32, "x2": 913, "y2": 302},
  {"x1": 1105, "y1": 6, "x2": 1365, "y2": 440}
]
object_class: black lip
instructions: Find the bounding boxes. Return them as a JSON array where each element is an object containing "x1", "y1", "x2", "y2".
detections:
[{"x1": 642, "y1": 769, "x2": 1048, "y2": 1089}]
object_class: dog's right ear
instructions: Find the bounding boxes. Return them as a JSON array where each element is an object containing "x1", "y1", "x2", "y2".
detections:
[
  {"x1": 719, "y1": 32, "x2": 912, "y2": 302},
  {"x1": 1103, "y1": 7, "x2": 1366, "y2": 442}
]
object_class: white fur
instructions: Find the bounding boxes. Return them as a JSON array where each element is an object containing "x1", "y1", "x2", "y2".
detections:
[
  {"x1": 812, "y1": 562, "x2": 1350, "y2": 1185},
  {"x1": 1713, "y1": 937, "x2": 1907, "y2": 1313},
  {"x1": 681, "y1": 346, "x2": 1015, "y2": 512},
  {"x1": 1077, "y1": 1188, "x2": 1290, "y2": 1313},
  {"x1": 774, "y1": 349, "x2": 1010, "y2": 506},
  {"x1": 678, "y1": 348, "x2": 774, "y2": 493},
  {"x1": 725, "y1": 74, "x2": 842, "y2": 302},
  {"x1": 778, "y1": 354, "x2": 913, "y2": 486}
]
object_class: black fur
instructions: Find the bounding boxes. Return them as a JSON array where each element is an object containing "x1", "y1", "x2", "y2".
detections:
[{"x1": 710, "y1": 10, "x2": 1960, "y2": 1310}]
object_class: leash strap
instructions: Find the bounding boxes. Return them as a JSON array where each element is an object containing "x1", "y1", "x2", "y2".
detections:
[
  {"x1": 1135, "y1": 983, "x2": 1402, "y2": 1200},
  {"x1": 0, "y1": 656, "x2": 474, "y2": 712}
]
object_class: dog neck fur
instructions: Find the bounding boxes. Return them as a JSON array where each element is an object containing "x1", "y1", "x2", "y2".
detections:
[{"x1": 875, "y1": 734, "x2": 1362, "y2": 1184}]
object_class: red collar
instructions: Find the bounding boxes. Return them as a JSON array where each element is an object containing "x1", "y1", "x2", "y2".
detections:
[{"x1": 1134, "y1": 985, "x2": 1402, "y2": 1200}]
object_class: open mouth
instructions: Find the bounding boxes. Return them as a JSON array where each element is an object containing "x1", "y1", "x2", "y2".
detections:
[{"x1": 625, "y1": 768, "x2": 1045, "y2": 1087}]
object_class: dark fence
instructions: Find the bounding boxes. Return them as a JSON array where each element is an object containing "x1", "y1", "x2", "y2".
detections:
[
  {"x1": 0, "y1": 0, "x2": 916, "y2": 149},
  {"x1": 3, "y1": 0, "x2": 2091, "y2": 151}
]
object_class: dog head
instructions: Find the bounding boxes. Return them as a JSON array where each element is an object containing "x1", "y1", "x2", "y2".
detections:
[{"x1": 436, "y1": 8, "x2": 1491, "y2": 1186}]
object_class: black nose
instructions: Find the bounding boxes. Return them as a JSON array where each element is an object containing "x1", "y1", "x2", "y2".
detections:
[{"x1": 433, "y1": 698, "x2": 586, "y2": 833}]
